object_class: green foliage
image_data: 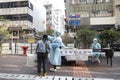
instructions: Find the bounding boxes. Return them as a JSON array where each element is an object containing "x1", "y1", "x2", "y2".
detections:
[
  {"x1": 62, "y1": 34, "x2": 74, "y2": 45},
  {"x1": 99, "y1": 29, "x2": 120, "y2": 47},
  {"x1": 45, "y1": 29, "x2": 54, "y2": 35},
  {"x1": 0, "y1": 16, "x2": 5, "y2": 21},
  {"x1": 76, "y1": 28, "x2": 96, "y2": 48},
  {"x1": 38, "y1": 29, "x2": 54, "y2": 36},
  {"x1": 0, "y1": 22, "x2": 10, "y2": 39},
  {"x1": 0, "y1": 16, "x2": 10, "y2": 46}
]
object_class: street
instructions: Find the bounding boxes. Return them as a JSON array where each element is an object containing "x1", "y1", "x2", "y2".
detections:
[{"x1": 0, "y1": 52, "x2": 120, "y2": 80}]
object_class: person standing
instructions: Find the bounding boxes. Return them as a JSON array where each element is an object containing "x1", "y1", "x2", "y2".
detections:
[
  {"x1": 36, "y1": 34, "x2": 50, "y2": 76},
  {"x1": 91, "y1": 38, "x2": 101, "y2": 63},
  {"x1": 48, "y1": 31, "x2": 65, "y2": 72}
]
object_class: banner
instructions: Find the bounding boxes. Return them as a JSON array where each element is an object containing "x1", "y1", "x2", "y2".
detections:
[{"x1": 60, "y1": 48, "x2": 92, "y2": 61}]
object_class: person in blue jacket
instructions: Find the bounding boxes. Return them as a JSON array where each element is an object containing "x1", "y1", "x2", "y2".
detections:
[
  {"x1": 91, "y1": 38, "x2": 101, "y2": 63},
  {"x1": 36, "y1": 34, "x2": 50, "y2": 76},
  {"x1": 48, "y1": 31, "x2": 65, "y2": 72}
]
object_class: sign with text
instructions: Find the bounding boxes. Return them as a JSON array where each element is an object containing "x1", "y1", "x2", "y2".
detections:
[
  {"x1": 28, "y1": 38, "x2": 35, "y2": 43},
  {"x1": 60, "y1": 48, "x2": 92, "y2": 61},
  {"x1": 68, "y1": 14, "x2": 80, "y2": 26}
]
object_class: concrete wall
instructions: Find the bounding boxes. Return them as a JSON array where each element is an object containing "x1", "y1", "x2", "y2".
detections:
[
  {"x1": 115, "y1": 0, "x2": 120, "y2": 6},
  {"x1": 90, "y1": 17, "x2": 115, "y2": 25}
]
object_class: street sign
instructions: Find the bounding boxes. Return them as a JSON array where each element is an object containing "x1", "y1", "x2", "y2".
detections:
[
  {"x1": 68, "y1": 14, "x2": 80, "y2": 26},
  {"x1": 28, "y1": 38, "x2": 35, "y2": 43}
]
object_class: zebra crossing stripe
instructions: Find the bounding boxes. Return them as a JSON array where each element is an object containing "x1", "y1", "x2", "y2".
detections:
[
  {"x1": 0, "y1": 73, "x2": 38, "y2": 80},
  {"x1": 0, "y1": 73, "x2": 114, "y2": 80}
]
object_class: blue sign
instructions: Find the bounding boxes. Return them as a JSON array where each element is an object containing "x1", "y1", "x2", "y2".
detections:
[{"x1": 68, "y1": 14, "x2": 80, "y2": 26}]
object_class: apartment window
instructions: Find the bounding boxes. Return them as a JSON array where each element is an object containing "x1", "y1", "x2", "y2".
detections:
[
  {"x1": 64, "y1": 0, "x2": 66, "y2": 3},
  {"x1": 86, "y1": 0, "x2": 93, "y2": 3},
  {"x1": 1, "y1": 14, "x2": 33, "y2": 22},
  {"x1": 21, "y1": 1, "x2": 28, "y2": 7},
  {"x1": 118, "y1": 8, "x2": 120, "y2": 12},
  {"x1": 105, "y1": 0, "x2": 110, "y2": 2},
  {"x1": 0, "y1": 1, "x2": 29, "y2": 8},
  {"x1": 29, "y1": 2, "x2": 33, "y2": 10},
  {"x1": 14, "y1": 2, "x2": 21, "y2": 7},
  {"x1": 70, "y1": 0, "x2": 75, "y2": 4}
]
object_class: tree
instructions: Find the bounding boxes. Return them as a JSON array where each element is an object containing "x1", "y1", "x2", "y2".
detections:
[
  {"x1": 99, "y1": 29, "x2": 120, "y2": 48},
  {"x1": 61, "y1": 33, "x2": 74, "y2": 45},
  {"x1": 45, "y1": 29, "x2": 54, "y2": 35},
  {"x1": 0, "y1": 16, "x2": 10, "y2": 47},
  {"x1": 76, "y1": 28, "x2": 96, "y2": 48}
]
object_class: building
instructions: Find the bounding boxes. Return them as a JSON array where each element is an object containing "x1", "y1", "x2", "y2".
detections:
[
  {"x1": 52, "y1": 9, "x2": 65, "y2": 34},
  {"x1": 114, "y1": 0, "x2": 120, "y2": 30},
  {"x1": 65, "y1": 0, "x2": 119, "y2": 33},
  {"x1": 0, "y1": 0, "x2": 45, "y2": 42},
  {"x1": 44, "y1": 3, "x2": 65, "y2": 35},
  {"x1": 44, "y1": 4, "x2": 52, "y2": 30}
]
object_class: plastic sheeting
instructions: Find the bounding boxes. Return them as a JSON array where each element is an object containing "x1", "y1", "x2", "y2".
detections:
[{"x1": 26, "y1": 53, "x2": 37, "y2": 67}]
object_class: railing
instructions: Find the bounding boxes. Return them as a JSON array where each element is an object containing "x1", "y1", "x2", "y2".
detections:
[{"x1": 1, "y1": 43, "x2": 37, "y2": 54}]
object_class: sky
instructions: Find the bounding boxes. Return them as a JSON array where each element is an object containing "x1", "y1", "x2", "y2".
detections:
[
  {"x1": 50, "y1": 0, "x2": 65, "y2": 10},
  {"x1": 40, "y1": 0, "x2": 65, "y2": 15},
  {"x1": 50, "y1": 0, "x2": 65, "y2": 16}
]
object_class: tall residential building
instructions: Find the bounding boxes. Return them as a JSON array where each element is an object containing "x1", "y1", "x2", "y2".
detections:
[
  {"x1": 44, "y1": 3, "x2": 65, "y2": 34},
  {"x1": 0, "y1": 0, "x2": 45, "y2": 42},
  {"x1": 65, "y1": 0, "x2": 117, "y2": 33},
  {"x1": 44, "y1": 4, "x2": 52, "y2": 30}
]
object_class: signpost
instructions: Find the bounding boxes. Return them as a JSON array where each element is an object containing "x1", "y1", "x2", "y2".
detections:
[
  {"x1": 68, "y1": 14, "x2": 80, "y2": 26},
  {"x1": 28, "y1": 38, "x2": 35, "y2": 54}
]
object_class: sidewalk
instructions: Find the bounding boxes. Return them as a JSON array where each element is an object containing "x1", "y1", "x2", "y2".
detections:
[{"x1": 0, "y1": 52, "x2": 120, "y2": 80}]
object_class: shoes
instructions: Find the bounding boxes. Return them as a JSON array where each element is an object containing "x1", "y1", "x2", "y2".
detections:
[
  {"x1": 50, "y1": 68, "x2": 57, "y2": 72},
  {"x1": 56, "y1": 67, "x2": 60, "y2": 69},
  {"x1": 43, "y1": 72, "x2": 47, "y2": 76},
  {"x1": 37, "y1": 73, "x2": 41, "y2": 76},
  {"x1": 97, "y1": 58, "x2": 101, "y2": 63}
]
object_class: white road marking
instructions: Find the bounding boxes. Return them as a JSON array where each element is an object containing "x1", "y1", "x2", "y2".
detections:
[{"x1": 0, "y1": 73, "x2": 114, "y2": 80}]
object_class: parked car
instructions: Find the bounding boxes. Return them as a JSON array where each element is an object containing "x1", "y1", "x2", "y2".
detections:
[{"x1": 111, "y1": 43, "x2": 120, "y2": 51}]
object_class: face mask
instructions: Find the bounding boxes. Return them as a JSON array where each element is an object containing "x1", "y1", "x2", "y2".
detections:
[{"x1": 93, "y1": 40, "x2": 97, "y2": 43}]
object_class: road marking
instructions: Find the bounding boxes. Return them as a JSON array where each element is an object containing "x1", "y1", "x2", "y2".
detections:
[{"x1": 0, "y1": 73, "x2": 114, "y2": 80}]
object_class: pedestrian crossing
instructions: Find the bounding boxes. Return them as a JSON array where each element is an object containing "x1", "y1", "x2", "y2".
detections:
[{"x1": 0, "y1": 73, "x2": 114, "y2": 80}]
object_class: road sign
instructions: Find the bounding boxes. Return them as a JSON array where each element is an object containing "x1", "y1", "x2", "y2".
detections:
[
  {"x1": 68, "y1": 14, "x2": 80, "y2": 26},
  {"x1": 28, "y1": 38, "x2": 35, "y2": 43}
]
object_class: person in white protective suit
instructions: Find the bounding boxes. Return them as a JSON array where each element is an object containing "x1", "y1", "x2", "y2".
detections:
[
  {"x1": 48, "y1": 31, "x2": 65, "y2": 72},
  {"x1": 91, "y1": 38, "x2": 101, "y2": 63}
]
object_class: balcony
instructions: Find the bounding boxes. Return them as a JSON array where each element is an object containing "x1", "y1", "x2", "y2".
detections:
[{"x1": 115, "y1": 0, "x2": 120, "y2": 6}]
